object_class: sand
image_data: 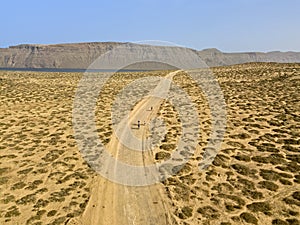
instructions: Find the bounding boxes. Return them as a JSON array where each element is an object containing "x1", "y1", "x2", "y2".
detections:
[{"x1": 0, "y1": 63, "x2": 299, "y2": 225}]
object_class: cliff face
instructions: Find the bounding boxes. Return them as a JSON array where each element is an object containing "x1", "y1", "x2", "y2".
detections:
[
  {"x1": 0, "y1": 42, "x2": 300, "y2": 68},
  {"x1": 0, "y1": 42, "x2": 122, "y2": 69}
]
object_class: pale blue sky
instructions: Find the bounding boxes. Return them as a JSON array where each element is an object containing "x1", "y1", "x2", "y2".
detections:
[{"x1": 1, "y1": 0, "x2": 300, "y2": 52}]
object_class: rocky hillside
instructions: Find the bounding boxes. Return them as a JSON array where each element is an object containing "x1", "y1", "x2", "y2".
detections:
[
  {"x1": 198, "y1": 48, "x2": 300, "y2": 66},
  {"x1": 0, "y1": 42, "x2": 122, "y2": 69},
  {"x1": 0, "y1": 42, "x2": 300, "y2": 68}
]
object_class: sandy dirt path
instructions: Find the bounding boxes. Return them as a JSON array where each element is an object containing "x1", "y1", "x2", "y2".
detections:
[{"x1": 75, "y1": 71, "x2": 179, "y2": 225}]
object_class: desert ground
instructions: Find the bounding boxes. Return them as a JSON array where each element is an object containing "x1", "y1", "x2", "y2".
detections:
[{"x1": 0, "y1": 63, "x2": 299, "y2": 225}]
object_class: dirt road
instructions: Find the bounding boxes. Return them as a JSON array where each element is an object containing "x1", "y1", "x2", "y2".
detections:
[{"x1": 75, "y1": 71, "x2": 179, "y2": 225}]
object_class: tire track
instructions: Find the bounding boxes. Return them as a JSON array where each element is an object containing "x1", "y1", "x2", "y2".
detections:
[{"x1": 77, "y1": 71, "x2": 179, "y2": 225}]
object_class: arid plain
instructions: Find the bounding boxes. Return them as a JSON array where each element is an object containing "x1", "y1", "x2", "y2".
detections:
[{"x1": 0, "y1": 63, "x2": 299, "y2": 225}]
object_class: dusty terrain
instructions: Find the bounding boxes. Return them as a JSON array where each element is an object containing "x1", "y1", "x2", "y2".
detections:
[{"x1": 0, "y1": 63, "x2": 299, "y2": 225}]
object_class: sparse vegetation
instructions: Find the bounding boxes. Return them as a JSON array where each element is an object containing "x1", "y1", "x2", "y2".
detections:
[{"x1": 1, "y1": 64, "x2": 300, "y2": 224}]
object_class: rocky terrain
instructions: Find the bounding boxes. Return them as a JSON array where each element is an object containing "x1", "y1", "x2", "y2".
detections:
[{"x1": 0, "y1": 42, "x2": 300, "y2": 69}]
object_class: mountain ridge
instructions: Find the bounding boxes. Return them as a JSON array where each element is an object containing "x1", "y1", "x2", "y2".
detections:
[{"x1": 1, "y1": 42, "x2": 300, "y2": 68}]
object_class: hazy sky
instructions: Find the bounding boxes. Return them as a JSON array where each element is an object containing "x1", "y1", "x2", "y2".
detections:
[{"x1": 1, "y1": 0, "x2": 300, "y2": 52}]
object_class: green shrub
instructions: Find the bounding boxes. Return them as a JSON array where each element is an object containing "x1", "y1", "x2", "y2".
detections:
[
  {"x1": 240, "y1": 212, "x2": 258, "y2": 224},
  {"x1": 246, "y1": 202, "x2": 271, "y2": 212},
  {"x1": 47, "y1": 210, "x2": 57, "y2": 217}
]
